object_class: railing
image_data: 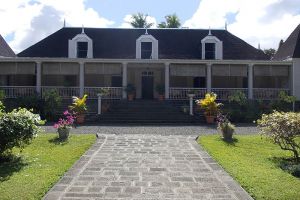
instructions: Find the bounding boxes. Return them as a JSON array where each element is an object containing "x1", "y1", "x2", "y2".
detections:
[
  {"x1": 84, "y1": 87, "x2": 123, "y2": 99},
  {"x1": 211, "y1": 88, "x2": 248, "y2": 100},
  {"x1": 253, "y1": 88, "x2": 290, "y2": 100},
  {"x1": 0, "y1": 86, "x2": 36, "y2": 98},
  {"x1": 41, "y1": 87, "x2": 80, "y2": 98},
  {"x1": 169, "y1": 87, "x2": 207, "y2": 100}
]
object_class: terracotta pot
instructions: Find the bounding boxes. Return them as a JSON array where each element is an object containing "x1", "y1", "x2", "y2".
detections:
[
  {"x1": 58, "y1": 127, "x2": 71, "y2": 140},
  {"x1": 128, "y1": 94, "x2": 134, "y2": 101},
  {"x1": 76, "y1": 114, "x2": 85, "y2": 124},
  {"x1": 158, "y1": 95, "x2": 164, "y2": 101},
  {"x1": 205, "y1": 115, "x2": 215, "y2": 124}
]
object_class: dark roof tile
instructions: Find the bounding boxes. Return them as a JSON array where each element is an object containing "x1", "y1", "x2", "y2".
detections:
[{"x1": 0, "y1": 35, "x2": 15, "y2": 57}]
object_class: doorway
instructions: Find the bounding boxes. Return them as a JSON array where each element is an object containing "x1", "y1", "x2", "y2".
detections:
[{"x1": 142, "y1": 71, "x2": 154, "y2": 99}]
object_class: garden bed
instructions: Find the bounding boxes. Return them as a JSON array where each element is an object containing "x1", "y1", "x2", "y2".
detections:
[
  {"x1": 198, "y1": 135, "x2": 300, "y2": 200},
  {"x1": 0, "y1": 133, "x2": 95, "y2": 200}
]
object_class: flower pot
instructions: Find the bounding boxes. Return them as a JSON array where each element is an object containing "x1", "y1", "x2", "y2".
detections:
[
  {"x1": 76, "y1": 114, "x2": 85, "y2": 124},
  {"x1": 221, "y1": 128, "x2": 234, "y2": 141},
  {"x1": 128, "y1": 94, "x2": 134, "y2": 101},
  {"x1": 158, "y1": 95, "x2": 164, "y2": 101},
  {"x1": 58, "y1": 127, "x2": 71, "y2": 140},
  {"x1": 205, "y1": 115, "x2": 215, "y2": 124},
  {"x1": 102, "y1": 104, "x2": 110, "y2": 113}
]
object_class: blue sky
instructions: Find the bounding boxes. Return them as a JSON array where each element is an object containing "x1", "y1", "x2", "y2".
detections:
[
  {"x1": 1, "y1": 0, "x2": 300, "y2": 53},
  {"x1": 85, "y1": 0, "x2": 200, "y2": 27}
]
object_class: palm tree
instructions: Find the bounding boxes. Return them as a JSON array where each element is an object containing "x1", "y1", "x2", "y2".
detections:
[
  {"x1": 130, "y1": 13, "x2": 153, "y2": 28},
  {"x1": 158, "y1": 14, "x2": 181, "y2": 28}
]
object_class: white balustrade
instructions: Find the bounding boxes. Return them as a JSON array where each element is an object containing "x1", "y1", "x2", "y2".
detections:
[
  {"x1": 84, "y1": 87, "x2": 122, "y2": 99},
  {"x1": 253, "y1": 88, "x2": 290, "y2": 100},
  {"x1": 41, "y1": 87, "x2": 80, "y2": 98},
  {"x1": 0, "y1": 86, "x2": 36, "y2": 98},
  {"x1": 169, "y1": 88, "x2": 207, "y2": 100},
  {"x1": 211, "y1": 88, "x2": 248, "y2": 100}
]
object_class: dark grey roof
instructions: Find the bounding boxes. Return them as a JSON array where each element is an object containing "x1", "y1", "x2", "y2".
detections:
[
  {"x1": 273, "y1": 24, "x2": 300, "y2": 60},
  {"x1": 18, "y1": 27, "x2": 268, "y2": 60},
  {"x1": 0, "y1": 35, "x2": 15, "y2": 57}
]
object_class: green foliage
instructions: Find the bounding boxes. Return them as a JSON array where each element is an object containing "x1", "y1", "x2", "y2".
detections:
[
  {"x1": 158, "y1": 14, "x2": 181, "y2": 28},
  {"x1": 69, "y1": 94, "x2": 88, "y2": 114},
  {"x1": 0, "y1": 101, "x2": 4, "y2": 112},
  {"x1": 263, "y1": 48, "x2": 276, "y2": 59},
  {"x1": 42, "y1": 89, "x2": 62, "y2": 120},
  {"x1": 199, "y1": 135, "x2": 300, "y2": 200},
  {"x1": 125, "y1": 84, "x2": 136, "y2": 94},
  {"x1": 130, "y1": 13, "x2": 153, "y2": 28},
  {"x1": 228, "y1": 91, "x2": 247, "y2": 105},
  {"x1": 196, "y1": 92, "x2": 222, "y2": 116},
  {"x1": 4, "y1": 95, "x2": 42, "y2": 113},
  {"x1": 271, "y1": 91, "x2": 296, "y2": 111},
  {"x1": 0, "y1": 108, "x2": 44, "y2": 156},
  {"x1": 257, "y1": 111, "x2": 300, "y2": 160},
  {"x1": 0, "y1": 90, "x2": 5, "y2": 101},
  {"x1": 97, "y1": 88, "x2": 110, "y2": 97},
  {"x1": 155, "y1": 84, "x2": 165, "y2": 95},
  {"x1": 0, "y1": 134, "x2": 95, "y2": 200}
]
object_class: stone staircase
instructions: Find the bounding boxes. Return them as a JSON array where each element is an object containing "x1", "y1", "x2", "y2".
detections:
[{"x1": 88, "y1": 100, "x2": 204, "y2": 124}]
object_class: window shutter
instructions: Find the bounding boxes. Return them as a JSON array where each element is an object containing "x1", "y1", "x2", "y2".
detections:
[
  {"x1": 212, "y1": 64, "x2": 230, "y2": 76},
  {"x1": 271, "y1": 65, "x2": 289, "y2": 76},
  {"x1": 170, "y1": 64, "x2": 206, "y2": 77},
  {"x1": 230, "y1": 65, "x2": 247, "y2": 77},
  {"x1": 85, "y1": 63, "x2": 122, "y2": 74}
]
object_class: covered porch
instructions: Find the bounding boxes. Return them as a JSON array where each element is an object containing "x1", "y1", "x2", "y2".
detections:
[{"x1": 0, "y1": 58, "x2": 293, "y2": 101}]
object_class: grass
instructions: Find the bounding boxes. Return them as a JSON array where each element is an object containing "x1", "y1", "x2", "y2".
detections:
[
  {"x1": 198, "y1": 135, "x2": 300, "y2": 200},
  {"x1": 0, "y1": 133, "x2": 95, "y2": 200}
]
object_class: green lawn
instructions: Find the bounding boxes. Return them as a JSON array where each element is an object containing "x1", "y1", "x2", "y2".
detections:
[
  {"x1": 198, "y1": 135, "x2": 300, "y2": 200},
  {"x1": 0, "y1": 133, "x2": 95, "y2": 200}
]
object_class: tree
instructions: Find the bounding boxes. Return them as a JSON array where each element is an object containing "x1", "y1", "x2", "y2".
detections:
[
  {"x1": 130, "y1": 13, "x2": 153, "y2": 28},
  {"x1": 158, "y1": 14, "x2": 181, "y2": 28},
  {"x1": 264, "y1": 48, "x2": 276, "y2": 59}
]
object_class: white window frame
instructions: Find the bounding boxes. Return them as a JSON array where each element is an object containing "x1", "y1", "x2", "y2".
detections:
[
  {"x1": 136, "y1": 34, "x2": 158, "y2": 60},
  {"x1": 201, "y1": 33, "x2": 223, "y2": 60},
  {"x1": 68, "y1": 31, "x2": 93, "y2": 58}
]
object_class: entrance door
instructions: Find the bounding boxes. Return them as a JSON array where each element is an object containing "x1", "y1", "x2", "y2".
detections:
[{"x1": 142, "y1": 72, "x2": 154, "y2": 99}]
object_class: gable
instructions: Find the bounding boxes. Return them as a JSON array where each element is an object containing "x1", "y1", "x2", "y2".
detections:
[{"x1": 0, "y1": 35, "x2": 15, "y2": 57}]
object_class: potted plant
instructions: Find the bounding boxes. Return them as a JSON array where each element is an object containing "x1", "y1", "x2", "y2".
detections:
[
  {"x1": 53, "y1": 110, "x2": 75, "y2": 140},
  {"x1": 97, "y1": 88, "x2": 110, "y2": 98},
  {"x1": 69, "y1": 94, "x2": 88, "y2": 123},
  {"x1": 155, "y1": 84, "x2": 165, "y2": 100},
  {"x1": 125, "y1": 84, "x2": 136, "y2": 101},
  {"x1": 216, "y1": 113, "x2": 235, "y2": 141},
  {"x1": 196, "y1": 92, "x2": 222, "y2": 123}
]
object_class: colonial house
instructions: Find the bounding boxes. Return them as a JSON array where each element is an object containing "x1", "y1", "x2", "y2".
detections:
[{"x1": 0, "y1": 26, "x2": 297, "y2": 103}]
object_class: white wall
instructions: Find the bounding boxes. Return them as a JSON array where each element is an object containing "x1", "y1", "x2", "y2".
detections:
[{"x1": 292, "y1": 58, "x2": 300, "y2": 99}]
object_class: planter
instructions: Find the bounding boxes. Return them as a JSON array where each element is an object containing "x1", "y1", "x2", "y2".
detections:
[
  {"x1": 102, "y1": 104, "x2": 110, "y2": 113},
  {"x1": 158, "y1": 95, "x2": 164, "y2": 101},
  {"x1": 128, "y1": 94, "x2": 134, "y2": 101},
  {"x1": 221, "y1": 128, "x2": 234, "y2": 141},
  {"x1": 205, "y1": 115, "x2": 215, "y2": 124},
  {"x1": 76, "y1": 114, "x2": 85, "y2": 124},
  {"x1": 58, "y1": 127, "x2": 71, "y2": 140}
]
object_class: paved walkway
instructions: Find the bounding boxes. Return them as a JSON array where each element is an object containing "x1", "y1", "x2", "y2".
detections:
[
  {"x1": 44, "y1": 134, "x2": 253, "y2": 200},
  {"x1": 43, "y1": 124, "x2": 259, "y2": 135}
]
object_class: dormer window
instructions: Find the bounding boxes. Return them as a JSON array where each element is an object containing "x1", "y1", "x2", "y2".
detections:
[
  {"x1": 68, "y1": 28, "x2": 93, "y2": 58},
  {"x1": 205, "y1": 43, "x2": 216, "y2": 59},
  {"x1": 201, "y1": 30, "x2": 223, "y2": 60},
  {"x1": 136, "y1": 32, "x2": 158, "y2": 59},
  {"x1": 77, "y1": 42, "x2": 88, "y2": 58},
  {"x1": 141, "y1": 42, "x2": 152, "y2": 59}
]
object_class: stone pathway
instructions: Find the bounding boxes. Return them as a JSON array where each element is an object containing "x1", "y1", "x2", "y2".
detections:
[{"x1": 44, "y1": 134, "x2": 253, "y2": 200}]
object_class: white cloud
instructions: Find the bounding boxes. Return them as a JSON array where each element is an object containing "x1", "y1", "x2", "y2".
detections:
[
  {"x1": 0, "y1": 0, "x2": 114, "y2": 53},
  {"x1": 183, "y1": 0, "x2": 300, "y2": 49},
  {"x1": 119, "y1": 14, "x2": 157, "y2": 28}
]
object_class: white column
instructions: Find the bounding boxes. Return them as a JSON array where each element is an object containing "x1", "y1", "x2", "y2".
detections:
[
  {"x1": 188, "y1": 94, "x2": 195, "y2": 116},
  {"x1": 248, "y1": 64, "x2": 253, "y2": 99},
  {"x1": 97, "y1": 94, "x2": 102, "y2": 115},
  {"x1": 36, "y1": 61, "x2": 41, "y2": 95},
  {"x1": 164, "y1": 63, "x2": 170, "y2": 99},
  {"x1": 122, "y1": 62, "x2": 127, "y2": 99},
  {"x1": 79, "y1": 62, "x2": 84, "y2": 97},
  {"x1": 206, "y1": 63, "x2": 212, "y2": 93}
]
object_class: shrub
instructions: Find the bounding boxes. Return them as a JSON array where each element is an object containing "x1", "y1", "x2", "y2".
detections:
[
  {"x1": 4, "y1": 95, "x2": 43, "y2": 113},
  {"x1": 196, "y1": 93, "x2": 222, "y2": 116},
  {"x1": 257, "y1": 111, "x2": 300, "y2": 160},
  {"x1": 42, "y1": 89, "x2": 62, "y2": 120},
  {"x1": 0, "y1": 108, "x2": 44, "y2": 156},
  {"x1": 228, "y1": 91, "x2": 247, "y2": 106},
  {"x1": 270, "y1": 91, "x2": 296, "y2": 112}
]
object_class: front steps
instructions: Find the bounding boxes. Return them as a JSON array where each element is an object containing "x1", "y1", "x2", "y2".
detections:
[{"x1": 89, "y1": 100, "x2": 204, "y2": 124}]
